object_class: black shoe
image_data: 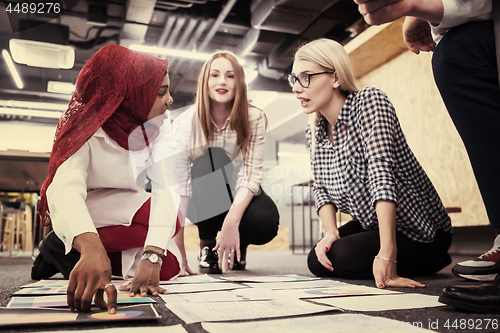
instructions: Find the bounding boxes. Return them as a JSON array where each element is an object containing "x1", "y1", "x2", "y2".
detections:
[
  {"x1": 439, "y1": 274, "x2": 500, "y2": 313},
  {"x1": 451, "y1": 235, "x2": 500, "y2": 281},
  {"x1": 199, "y1": 246, "x2": 222, "y2": 274},
  {"x1": 31, "y1": 231, "x2": 80, "y2": 280},
  {"x1": 231, "y1": 246, "x2": 247, "y2": 271}
]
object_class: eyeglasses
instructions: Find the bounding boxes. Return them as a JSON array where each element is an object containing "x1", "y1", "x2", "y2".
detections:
[{"x1": 288, "y1": 71, "x2": 334, "y2": 88}]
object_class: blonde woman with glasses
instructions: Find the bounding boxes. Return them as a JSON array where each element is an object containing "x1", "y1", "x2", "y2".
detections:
[{"x1": 290, "y1": 38, "x2": 453, "y2": 288}]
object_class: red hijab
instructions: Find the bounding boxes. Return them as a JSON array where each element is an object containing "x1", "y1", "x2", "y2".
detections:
[{"x1": 39, "y1": 44, "x2": 169, "y2": 225}]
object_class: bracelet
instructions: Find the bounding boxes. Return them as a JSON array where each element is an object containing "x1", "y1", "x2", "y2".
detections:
[
  {"x1": 143, "y1": 249, "x2": 164, "y2": 258},
  {"x1": 375, "y1": 255, "x2": 397, "y2": 264}
]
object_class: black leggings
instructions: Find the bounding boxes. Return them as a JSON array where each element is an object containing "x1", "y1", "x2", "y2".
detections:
[
  {"x1": 188, "y1": 147, "x2": 279, "y2": 246},
  {"x1": 307, "y1": 220, "x2": 452, "y2": 279}
]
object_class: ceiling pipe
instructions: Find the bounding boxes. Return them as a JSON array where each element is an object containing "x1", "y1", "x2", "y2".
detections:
[
  {"x1": 197, "y1": 0, "x2": 237, "y2": 52},
  {"x1": 170, "y1": 19, "x2": 210, "y2": 93},
  {"x1": 170, "y1": 0, "x2": 237, "y2": 93},
  {"x1": 157, "y1": 1, "x2": 194, "y2": 9},
  {"x1": 165, "y1": 17, "x2": 187, "y2": 48},
  {"x1": 157, "y1": 15, "x2": 177, "y2": 47}
]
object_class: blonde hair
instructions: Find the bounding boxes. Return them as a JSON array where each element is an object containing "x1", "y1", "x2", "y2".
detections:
[
  {"x1": 189, "y1": 51, "x2": 250, "y2": 160},
  {"x1": 294, "y1": 38, "x2": 358, "y2": 154}
]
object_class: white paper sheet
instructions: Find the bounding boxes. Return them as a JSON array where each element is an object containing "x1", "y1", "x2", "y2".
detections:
[
  {"x1": 161, "y1": 288, "x2": 274, "y2": 303},
  {"x1": 161, "y1": 274, "x2": 223, "y2": 285},
  {"x1": 41, "y1": 324, "x2": 188, "y2": 333},
  {"x1": 220, "y1": 274, "x2": 319, "y2": 283},
  {"x1": 202, "y1": 313, "x2": 434, "y2": 332},
  {"x1": 165, "y1": 299, "x2": 339, "y2": 324},
  {"x1": 163, "y1": 282, "x2": 247, "y2": 294},
  {"x1": 243, "y1": 279, "x2": 353, "y2": 290},
  {"x1": 313, "y1": 293, "x2": 444, "y2": 311},
  {"x1": 161, "y1": 282, "x2": 397, "y2": 304}
]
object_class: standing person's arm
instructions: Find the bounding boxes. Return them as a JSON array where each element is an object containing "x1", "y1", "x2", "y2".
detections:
[
  {"x1": 46, "y1": 143, "x2": 117, "y2": 314},
  {"x1": 354, "y1": 0, "x2": 444, "y2": 26}
]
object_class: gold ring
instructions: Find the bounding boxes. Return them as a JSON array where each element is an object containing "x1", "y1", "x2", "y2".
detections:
[{"x1": 104, "y1": 282, "x2": 114, "y2": 289}]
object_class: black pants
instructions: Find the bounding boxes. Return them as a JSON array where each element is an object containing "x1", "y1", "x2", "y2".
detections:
[
  {"x1": 433, "y1": 20, "x2": 500, "y2": 229},
  {"x1": 307, "y1": 220, "x2": 452, "y2": 279},
  {"x1": 188, "y1": 147, "x2": 279, "y2": 246}
]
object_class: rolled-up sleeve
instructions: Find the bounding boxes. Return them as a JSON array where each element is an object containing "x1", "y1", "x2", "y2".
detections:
[
  {"x1": 359, "y1": 89, "x2": 398, "y2": 206},
  {"x1": 46, "y1": 143, "x2": 97, "y2": 254},
  {"x1": 433, "y1": 0, "x2": 492, "y2": 35}
]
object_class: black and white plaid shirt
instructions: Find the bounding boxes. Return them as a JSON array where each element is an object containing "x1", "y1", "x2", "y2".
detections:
[{"x1": 306, "y1": 87, "x2": 452, "y2": 243}]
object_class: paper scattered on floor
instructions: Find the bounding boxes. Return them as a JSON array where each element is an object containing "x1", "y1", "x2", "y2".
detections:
[
  {"x1": 8, "y1": 292, "x2": 155, "y2": 308},
  {"x1": 0, "y1": 304, "x2": 160, "y2": 328},
  {"x1": 202, "y1": 313, "x2": 434, "y2": 332},
  {"x1": 40, "y1": 324, "x2": 188, "y2": 333},
  {"x1": 161, "y1": 274, "x2": 223, "y2": 285},
  {"x1": 163, "y1": 282, "x2": 247, "y2": 294},
  {"x1": 165, "y1": 298, "x2": 339, "y2": 324},
  {"x1": 161, "y1": 281, "x2": 397, "y2": 304},
  {"x1": 220, "y1": 274, "x2": 319, "y2": 283},
  {"x1": 161, "y1": 287, "x2": 274, "y2": 303},
  {"x1": 313, "y1": 293, "x2": 444, "y2": 311}
]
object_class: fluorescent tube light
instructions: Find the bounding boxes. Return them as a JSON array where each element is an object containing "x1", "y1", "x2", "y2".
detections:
[
  {"x1": 2, "y1": 49, "x2": 23, "y2": 89},
  {"x1": 0, "y1": 107, "x2": 62, "y2": 119},
  {"x1": 0, "y1": 100, "x2": 68, "y2": 111},
  {"x1": 47, "y1": 81, "x2": 75, "y2": 94},
  {"x1": 130, "y1": 44, "x2": 246, "y2": 65}
]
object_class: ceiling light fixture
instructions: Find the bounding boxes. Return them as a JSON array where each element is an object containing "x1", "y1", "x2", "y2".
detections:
[
  {"x1": 130, "y1": 44, "x2": 246, "y2": 65},
  {"x1": 9, "y1": 39, "x2": 75, "y2": 69},
  {"x1": 2, "y1": 49, "x2": 24, "y2": 89},
  {"x1": 0, "y1": 107, "x2": 62, "y2": 119},
  {"x1": 47, "y1": 81, "x2": 75, "y2": 94},
  {"x1": 0, "y1": 100, "x2": 68, "y2": 111}
]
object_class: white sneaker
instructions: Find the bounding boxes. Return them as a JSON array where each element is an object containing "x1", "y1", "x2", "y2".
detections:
[{"x1": 452, "y1": 234, "x2": 500, "y2": 281}]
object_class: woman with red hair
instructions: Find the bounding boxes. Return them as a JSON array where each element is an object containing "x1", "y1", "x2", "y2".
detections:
[{"x1": 31, "y1": 44, "x2": 180, "y2": 313}]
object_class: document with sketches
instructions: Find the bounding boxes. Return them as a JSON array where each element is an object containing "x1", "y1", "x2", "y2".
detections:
[
  {"x1": 8, "y1": 293, "x2": 155, "y2": 308},
  {"x1": 161, "y1": 287, "x2": 274, "y2": 303},
  {"x1": 161, "y1": 274, "x2": 223, "y2": 285},
  {"x1": 41, "y1": 325, "x2": 188, "y2": 333},
  {"x1": 161, "y1": 282, "x2": 396, "y2": 304},
  {"x1": 21, "y1": 279, "x2": 127, "y2": 289},
  {"x1": 14, "y1": 286, "x2": 69, "y2": 295},
  {"x1": 243, "y1": 279, "x2": 350, "y2": 290},
  {"x1": 165, "y1": 299, "x2": 338, "y2": 324},
  {"x1": 313, "y1": 293, "x2": 444, "y2": 311},
  {"x1": 163, "y1": 282, "x2": 247, "y2": 294},
  {"x1": 0, "y1": 304, "x2": 160, "y2": 328},
  {"x1": 202, "y1": 313, "x2": 434, "y2": 333},
  {"x1": 270, "y1": 284, "x2": 398, "y2": 299},
  {"x1": 220, "y1": 274, "x2": 319, "y2": 283}
]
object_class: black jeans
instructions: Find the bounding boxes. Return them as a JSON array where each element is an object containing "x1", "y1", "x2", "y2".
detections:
[
  {"x1": 307, "y1": 220, "x2": 452, "y2": 279},
  {"x1": 188, "y1": 147, "x2": 279, "y2": 246},
  {"x1": 433, "y1": 20, "x2": 500, "y2": 229}
]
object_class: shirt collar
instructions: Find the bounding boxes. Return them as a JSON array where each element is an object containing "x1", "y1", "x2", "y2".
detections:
[
  {"x1": 211, "y1": 115, "x2": 231, "y2": 132},
  {"x1": 315, "y1": 91, "x2": 356, "y2": 141}
]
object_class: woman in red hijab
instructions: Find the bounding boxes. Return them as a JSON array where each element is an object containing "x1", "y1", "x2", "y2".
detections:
[{"x1": 31, "y1": 44, "x2": 180, "y2": 314}]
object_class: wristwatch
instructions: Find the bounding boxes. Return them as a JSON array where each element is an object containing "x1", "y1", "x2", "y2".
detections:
[{"x1": 141, "y1": 250, "x2": 164, "y2": 266}]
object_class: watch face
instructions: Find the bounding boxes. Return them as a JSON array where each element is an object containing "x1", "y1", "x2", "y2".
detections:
[{"x1": 149, "y1": 253, "x2": 159, "y2": 263}]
